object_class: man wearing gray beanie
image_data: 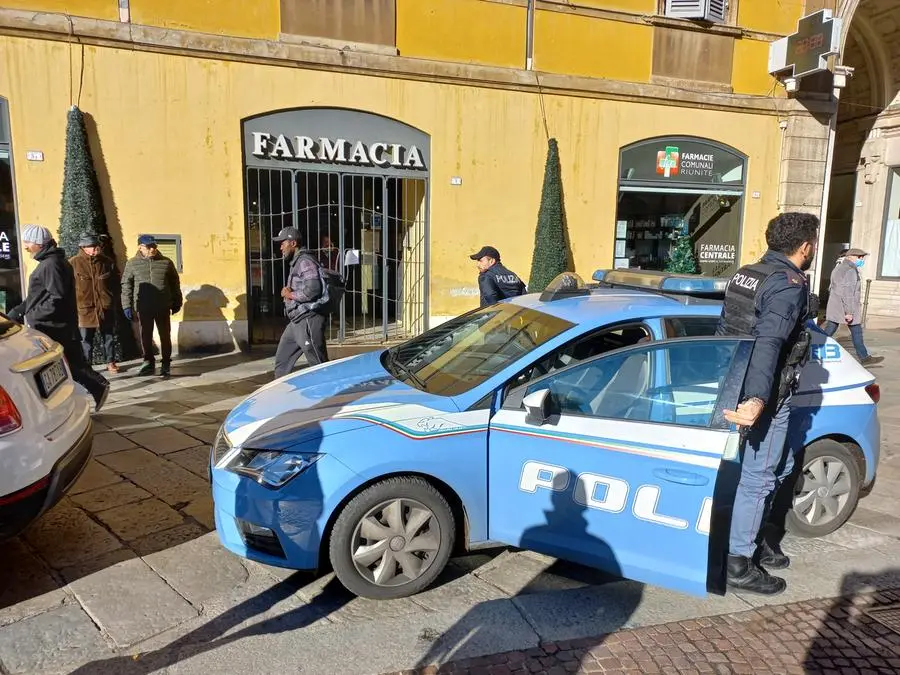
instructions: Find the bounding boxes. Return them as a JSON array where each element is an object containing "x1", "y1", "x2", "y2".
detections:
[{"x1": 6, "y1": 225, "x2": 108, "y2": 410}]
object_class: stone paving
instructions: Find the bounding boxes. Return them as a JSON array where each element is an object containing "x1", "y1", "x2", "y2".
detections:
[
  {"x1": 384, "y1": 589, "x2": 900, "y2": 674},
  {"x1": 1, "y1": 329, "x2": 900, "y2": 674}
]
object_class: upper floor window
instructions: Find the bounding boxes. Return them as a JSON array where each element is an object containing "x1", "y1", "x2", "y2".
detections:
[
  {"x1": 280, "y1": 0, "x2": 396, "y2": 49},
  {"x1": 661, "y1": 0, "x2": 729, "y2": 24}
]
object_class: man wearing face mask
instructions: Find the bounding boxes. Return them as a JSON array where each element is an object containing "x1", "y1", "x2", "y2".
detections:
[
  {"x1": 716, "y1": 212, "x2": 819, "y2": 596},
  {"x1": 823, "y1": 248, "x2": 883, "y2": 366}
]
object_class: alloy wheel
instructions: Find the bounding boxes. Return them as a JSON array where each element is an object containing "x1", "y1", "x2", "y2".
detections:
[
  {"x1": 793, "y1": 455, "x2": 852, "y2": 527},
  {"x1": 350, "y1": 497, "x2": 441, "y2": 587}
]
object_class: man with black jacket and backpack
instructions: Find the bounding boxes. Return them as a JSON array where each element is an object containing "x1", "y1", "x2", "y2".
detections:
[
  {"x1": 273, "y1": 227, "x2": 330, "y2": 378},
  {"x1": 7, "y1": 225, "x2": 109, "y2": 410}
]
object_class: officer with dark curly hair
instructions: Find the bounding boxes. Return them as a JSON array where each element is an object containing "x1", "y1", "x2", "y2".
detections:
[{"x1": 717, "y1": 211, "x2": 820, "y2": 596}]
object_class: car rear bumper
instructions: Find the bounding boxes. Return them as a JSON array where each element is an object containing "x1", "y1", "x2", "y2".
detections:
[{"x1": 0, "y1": 419, "x2": 93, "y2": 539}]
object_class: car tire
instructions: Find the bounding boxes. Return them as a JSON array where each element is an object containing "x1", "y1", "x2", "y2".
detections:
[
  {"x1": 786, "y1": 440, "x2": 861, "y2": 538},
  {"x1": 328, "y1": 476, "x2": 456, "y2": 600}
]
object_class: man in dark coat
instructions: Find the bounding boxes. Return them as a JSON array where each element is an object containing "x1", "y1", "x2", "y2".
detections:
[
  {"x1": 7, "y1": 225, "x2": 108, "y2": 410},
  {"x1": 121, "y1": 234, "x2": 182, "y2": 377},
  {"x1": 470, "y1": 246, "x2": 527, "y2": 307},
  {"x1": 70, "y1": 233, "x2": 120, "y2": 373},
  {"x1": 273, "y1": 227, "x2": 329, "y2": 378}
]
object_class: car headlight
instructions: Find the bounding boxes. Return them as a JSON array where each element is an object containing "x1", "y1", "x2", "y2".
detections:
[{"x1": 224, "y1": 449, "x2": 322, "y2": 489}]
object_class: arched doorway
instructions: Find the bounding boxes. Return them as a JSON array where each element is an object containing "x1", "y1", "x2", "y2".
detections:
[
  {"x1": 615, "y1": 136, "x2": 747, "y2": 278},
  {"x1": 241, "y1": 108, "x2": 430, "y2": 345},
  {"x1": 824, "y1": 0, "x2": 900, "y2": 326}
]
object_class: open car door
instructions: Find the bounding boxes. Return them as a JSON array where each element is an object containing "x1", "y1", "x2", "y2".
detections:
[{"x1": 486, "y1": 336, "x2": 753, "y2": 596}]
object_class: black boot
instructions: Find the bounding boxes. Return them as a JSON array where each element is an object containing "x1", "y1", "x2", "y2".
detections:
[
  {"x1": 160, "y1": 361, "x2": 171, "y2": 378},
  {"x1": 138, "y1": 361, "x2": 155, "y2": 376},
  {"x1": 758, "y1": 539, "x2": 790, "y2": 570},
  {"x1": 726, "y1": 554, "x2": 786, "y2": 595}
]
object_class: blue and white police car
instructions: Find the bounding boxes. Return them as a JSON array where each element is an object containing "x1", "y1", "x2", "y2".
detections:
[{"x1": 211, "y1": 270, "x2": 880, "y2": 600}]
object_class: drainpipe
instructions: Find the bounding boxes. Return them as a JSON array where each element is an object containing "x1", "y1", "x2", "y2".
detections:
[
  {"x1": 812, "y1": 85, "x2": 840, "y2": 297},
  {"x1": 862, "y1": 278, "x2": 872, "y2": 326},
  {"x1": 118, "y1": 0, "x2": 130, "y2": 23},
  {"x1": 526, "y1": 0, "x2": 535, "y2": 71}
]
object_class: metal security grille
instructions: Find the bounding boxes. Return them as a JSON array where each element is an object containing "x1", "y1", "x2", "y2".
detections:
[{"x1": 246, "y1": 167, "x2": 428, "y2": 345}]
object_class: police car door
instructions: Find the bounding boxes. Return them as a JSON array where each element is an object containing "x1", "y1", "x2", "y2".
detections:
[{"x1": 487, "y1": 336, "x2": 753, "y2": 597}]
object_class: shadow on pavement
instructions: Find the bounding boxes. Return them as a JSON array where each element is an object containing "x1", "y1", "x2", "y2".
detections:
[
  {"x1": 68, "y1": 575, "x2": 348, "y2": 674},
  {"x1": 803, "y1": 570, "x2": 900, "y2": 673},
  {"x1": 414, "y1": 478, "x2": 643, "y2": 672}
]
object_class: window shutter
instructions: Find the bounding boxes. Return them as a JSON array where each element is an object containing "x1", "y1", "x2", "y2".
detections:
[{"x1": 664, "y1": 0, "x2": 727, "y2": 23}]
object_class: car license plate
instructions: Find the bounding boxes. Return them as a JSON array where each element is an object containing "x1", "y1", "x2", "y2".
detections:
[{"x1": 37, "y1": 360, "x2": 67, "y2": 398}]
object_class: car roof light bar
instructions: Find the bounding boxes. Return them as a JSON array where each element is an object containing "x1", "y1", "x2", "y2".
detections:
[{"x1": 592, "y1": 269, "x2": 728, "y2": 296}]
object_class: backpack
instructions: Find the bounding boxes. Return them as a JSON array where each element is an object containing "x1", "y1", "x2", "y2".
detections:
[{"x1": 297, "y1": 252, "x2": 345, "y2": 316}]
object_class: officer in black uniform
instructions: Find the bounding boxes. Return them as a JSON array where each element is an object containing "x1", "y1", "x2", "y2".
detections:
[
  {"x1": 469, "y1": 245, "x2": 527, "y2": 307},
  {"x1": 717, "y1": 211, "x2": 819, "y2": 596}
]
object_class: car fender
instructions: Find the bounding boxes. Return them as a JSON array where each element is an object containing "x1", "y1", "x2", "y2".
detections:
[{"x1": 324, "y1": 415, "x2": 491, "y2": 544}]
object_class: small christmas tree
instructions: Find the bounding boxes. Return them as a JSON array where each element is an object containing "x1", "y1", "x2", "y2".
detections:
[
  {"x1": 666, "y1": 235, "x2": 698, "y2": 274},
  {"x1": 528, "y1": 138, "x2": 569, "y2": 292},
  {"x1": 58, "y1": 106, "x2": 107, "y2": 257},
  {"x1": 57, "y1": 107, "x2": 138, "y2": 363}
]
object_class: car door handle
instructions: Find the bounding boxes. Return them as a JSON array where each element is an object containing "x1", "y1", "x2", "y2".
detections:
[{"x1": 652, "y1": 468, "x2": 709, "y2": 486}]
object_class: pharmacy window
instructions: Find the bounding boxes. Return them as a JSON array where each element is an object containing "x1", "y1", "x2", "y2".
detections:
[
  {"x1": 614, "y1": 137, "x2": 746, "y2": 278},
  {"x1": 879, "y1": 168, "x2": 900, "y2": 280}
]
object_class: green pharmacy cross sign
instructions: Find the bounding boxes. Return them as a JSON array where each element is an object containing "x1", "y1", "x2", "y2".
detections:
[{"x1": 768, "y1": 9, "x2": 843, "y2": 80}]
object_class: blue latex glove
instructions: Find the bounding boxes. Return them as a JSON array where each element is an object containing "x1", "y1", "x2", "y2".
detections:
[{"x1": 124, "y1": 308, "x2": 134, "y2": 322}]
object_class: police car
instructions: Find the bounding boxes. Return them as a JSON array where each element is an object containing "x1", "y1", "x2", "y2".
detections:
[{"x1": 211, "y1": 270, "x2": 880, "y2": 600}]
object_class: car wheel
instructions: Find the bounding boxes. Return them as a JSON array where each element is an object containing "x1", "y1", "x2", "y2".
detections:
[
  {"x1": 328, "y1": 476, "x2": 455, "y2": 600},
  {"x1": 787, "y1": 440, "x2": 861, "y2": 538}
]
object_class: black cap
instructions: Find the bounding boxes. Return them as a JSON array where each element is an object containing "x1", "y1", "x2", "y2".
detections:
[
  {"x1": 470, "y1": 246, "x2": 500, "y2": 261},
  {"x1": 273, "y1": 226, "x2": 302, "y2": 243},
  {"x1": 78, "y1": 234, "x2": 100, "y2": 248}
]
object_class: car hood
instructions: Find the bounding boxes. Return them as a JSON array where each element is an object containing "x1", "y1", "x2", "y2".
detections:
[{"x1": 223, "y1": 351, "x2": 460, "y2": 449}]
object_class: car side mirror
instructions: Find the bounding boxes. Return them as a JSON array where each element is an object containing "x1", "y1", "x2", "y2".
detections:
[{"x1": 523, "y1": 389, "x2": 551, "y2": 426}]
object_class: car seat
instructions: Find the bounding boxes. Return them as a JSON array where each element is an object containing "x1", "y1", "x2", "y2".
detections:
[{"x1": 589, "y1": 345, "x2": 651, "y2": 419}]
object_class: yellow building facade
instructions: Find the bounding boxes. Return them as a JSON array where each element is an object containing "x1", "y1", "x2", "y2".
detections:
[{"x1": 0, "y1": 0, "x2": 818, "y2": 351}]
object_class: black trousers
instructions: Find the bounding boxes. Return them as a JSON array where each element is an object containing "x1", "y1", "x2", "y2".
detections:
[
  {"x1": 274, "y1": 313, "x2": 329, "y2": 378},
  {"x1": 80, "y1": 312, "x2": 117, "y2": 364},
  {"x1": 138, "y1": 307, "x2": 172, "y2": 365},
  {"x1": 37, "y1": 324, "x2": 109, "y2": 407}
]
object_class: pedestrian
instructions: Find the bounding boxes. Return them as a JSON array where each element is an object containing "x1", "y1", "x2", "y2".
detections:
[
  {"x1": 6, "y1": 225, "x2": 109, "y2": 410},
  {"x1": 469, "y1": 245, "x2": 527, "y2": 307},
  {"x1": 121, "y1": 235, "x2": 182, "y2": 377},
  {"x1": 273, "y1": 226, "x2": 329, "y2": 379},
  {"x1": 70, "y1": 233, "x2": 120, "y2": 374},
  {"x1": 822, "y1": 247, "x2": 883, "y2": 366},
  {"x1": 716, "y1": 212, "x2": 819, "y2": 596}
]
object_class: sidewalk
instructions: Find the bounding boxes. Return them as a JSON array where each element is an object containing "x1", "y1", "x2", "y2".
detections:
[{"x1": 385, "y1": 588, "x2": 900, "y2": 674}]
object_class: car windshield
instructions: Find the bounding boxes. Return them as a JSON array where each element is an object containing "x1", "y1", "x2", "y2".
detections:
[{"x1": 383, "y1": 303, "x2": 574, "y2": 396}]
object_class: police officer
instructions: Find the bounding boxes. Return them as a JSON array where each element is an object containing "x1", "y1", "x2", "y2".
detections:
[
  {"x1": 717, "y1": 211, "x2": 819, "y2": 596},
  {"x1": 273, "y1": 226, "x2": 329, "y2": 379},
  {"x1": 469, "y1": 246, "x2": 527, "y2": 307}
]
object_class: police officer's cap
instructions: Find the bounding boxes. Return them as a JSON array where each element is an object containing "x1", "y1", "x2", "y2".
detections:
[
  {"x1": 273, "y1": 227, "x2": 302, "y2": 243},
  {"x1": 470, "y1": 246, "x2": 501, "y2": 261}
]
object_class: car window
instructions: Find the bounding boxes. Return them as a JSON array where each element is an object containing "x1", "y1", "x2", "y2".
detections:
[
  {"x1": 523, "y1": 339, "x2": 742, "y2": 428},
  {"x1": 665, "y1": 317, "x2": 720, "y2": 339},
  {"x1": 384, "y1": 304, "x2": 574, "y2": 396},
  {"x1": 506, "y1": 324, "x2": 652, "y2": 391}
]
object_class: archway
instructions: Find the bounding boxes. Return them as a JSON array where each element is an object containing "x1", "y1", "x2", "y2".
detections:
[
  {"x1": 241, "y1": 107, "x2": 431, "y2": 345},
  {"x1": 822, "y1": 0, "x2": 900, "y2": 327}
]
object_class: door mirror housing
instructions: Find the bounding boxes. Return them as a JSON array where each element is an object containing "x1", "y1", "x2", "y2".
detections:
[{"x1": 523, "y1": 388, "x2": 551, "y2": 426}]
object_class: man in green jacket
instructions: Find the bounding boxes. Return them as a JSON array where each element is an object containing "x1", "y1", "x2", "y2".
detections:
[{"x1": 121, "y1": 235, "x2": 182, "y2": 377}]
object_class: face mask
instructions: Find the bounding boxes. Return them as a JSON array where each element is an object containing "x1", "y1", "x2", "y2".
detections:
[{"x1": 855, "y1": 259, "x2": 865, "y2": 268}]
